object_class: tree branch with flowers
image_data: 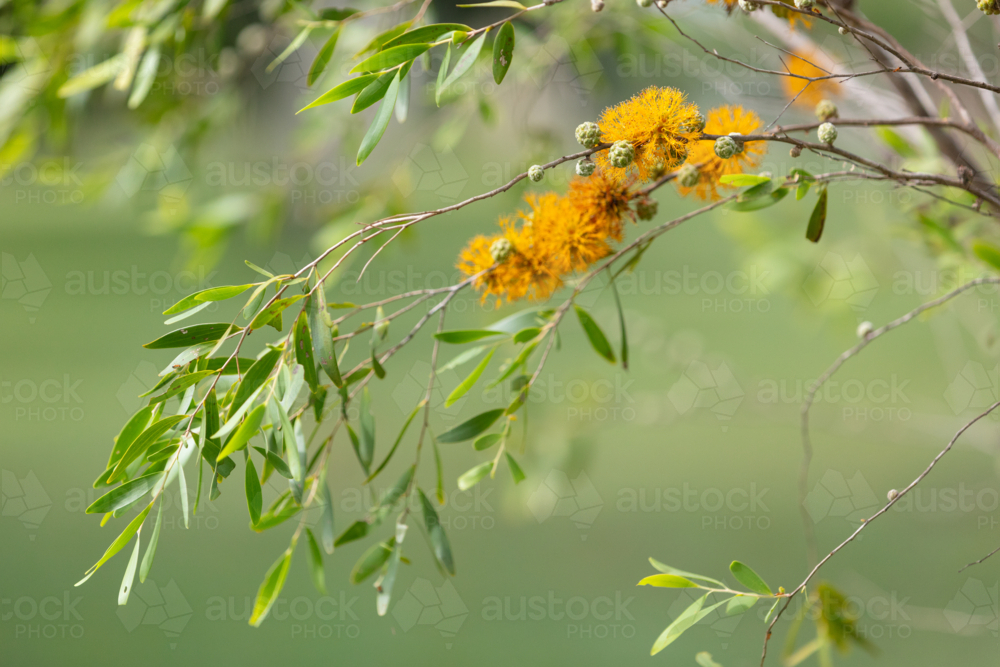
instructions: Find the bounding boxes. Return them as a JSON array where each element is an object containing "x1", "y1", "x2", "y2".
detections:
[{"x1": 36, "y1": 0, "x2": 1000, "y2": 663}]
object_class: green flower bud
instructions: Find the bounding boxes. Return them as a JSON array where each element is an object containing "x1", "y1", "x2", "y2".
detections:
[
  {"x1": 838, "y1": 26, "x2": 849, "y2": 35},
  {"x1": 648, "y1": 160, "x2": 667, "y2": 180},
  {"x1": 817, "y1": 122, "x2": 838, "y2": 144},
  {"x1": 977, "y1": 0, "x2": 999, "y2": 14},
  {"x1": 609, "y1": 140, "x2": 635, "y2": 168},
  {"x1": 815, "y1": 99, "x2": 838, "y2": 122},
  {"x1": 576, "y1": 159, "x2": 596, "y2": 177},
  {"x1": 636, "y1": 0, "x2": 654, "y2": 6},
  {"x1": 728, "y1": 132, "x2": 745, "y2": 155},
  {"x1": 794, "y1": 0, "x2": 813, "y2": 8},
  {"x1": 738, "y1": 0, "x2": 760, "y2": 10},
  {"x1": 678, "y1": 163, "x2": 700, "y2": 188},
  {"x1": 714, "y1": 136, "x2": 739, "y2": 160},
  {"x1": 528, "y1": 165, "x2": 544, "y2": 182},
  {"x1": 490, "y1": 237, "x2": 513, "y2": 263},
  {"x1": 575, "y1": 122, "x2": 601, "y2": 148},
  {"x1": 636, "y1": 198, "x2": 658, "y2": 221},
  {"x1": 856, "y1": 321, "x2": 874, "y2": 339},
  {"x1": 681, "y1": 113, "x2": 706, "y2": 134}
]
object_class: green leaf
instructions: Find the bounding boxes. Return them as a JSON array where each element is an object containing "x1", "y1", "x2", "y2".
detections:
[
  {"x1": 87, "y1": 471, "x2": 164, "y2": 514},
  {"x1": 245, "y1": 456, "x2": 262, "y2": 525},
  {"x1": 293, "y1": 311, "x2": 320, "y2": 394},
  {"x1": 438, "y1": 408, "x2": 505, "y2": 443},
  {"x1": 228, "y1": 349, "x2": 280, "y2": 420},
  {"x1": 395, "y1": 71, "x2": 409, "y2": 123},
  {"x1": 446, "y1": 348, "x2": 495, "y2": 407},
  {"x1": 574, "y1": 305, "x2": 615, "y2": 363},
  {"x1": 474, "y1": 432, "x2": 503, "y2": 451},
  {"x1": 143, "y1": 323, "x2": 240, "y2": 349},
  {"x1": 648, "y1": 558, "x2": 725, "y2": 587},
  {"x1": 321, "y1": 8, "x2": 359, "y2": 20},
  {"x1": 435, "y1": 329, "x2": 506, "y2": 344},
  {"x1": 336, "y1": 520, "x2": 370, "y2": 548},
  {"x1": 250, "y1": 295, "x2": 305, "y2": 331},
  {"x1": 308, "y1": 28, "x2": 340, "y2": 86},
  {"x1": 458, "y1": 461, "x2": 493, "y2": 491},
  {"x1": 163, "y1": 284, "x2": 254, "y2": 315},
  {"x1": 419, "y1": 488, "x2": 455, "y2": 574},
  {"x1": 441, "y1": 346, "x2": 486, "y2": 372},
  {"x1": 266, "y1": 26, "x2": 313, "y2": 74},
  {"x1": 350, "y1": 44, "x2": 430, "y2": 74},
  {"x1": 217, "y1": 403, "x2": 266, "y2": 461},
  {"x1": 384, "y1": 24, "x2": 471, "y2": 49},
  {"x1": 320, "y1": 478, "x2": 335, "y2": 553},
  {"x1": 351, "y1": 69, "x2": 397, "y2": 114},
  {"x1": 611, "y1": 279, "x2": 628, "y2": 370},
  {"x1": 805, "y1": 186, "x2": 828, "y2": 243},
  {"x1": 972, "y1": 240, "x2": 1000, "y2": 272},
  {"x1": 492, "y1": 21, "x2": 515, "y2": 85},
  {"x1": 357, "y1": 22, "x2": 411, "y2": 55},
  {"x1": 139, "y1": 501, "x2": 163, "y2": 583},
  {"x1": 696, "y1": 652, "x2": 723, "y2": 667},
  {"x1": 148, "y1": 370, "x2": 217, "y2": 405},
  {"x1": 726, "y1": 595, "x2": 758, "y2": 616},
  {"x1": 305, "y1": 528, "x2": 326, "y2": 594},
  {"x1": 371, "y1": 347, "x2": 386, "y2": 379},
  {"x1": 440, "y1": 33, "x2": 486, "y2": 94},
  {"x1": 309, "y1": 287, "x2": 342, "y2": 388},
  {"x1": 128, "y1": 46, "x2": 160, "y2": 109},
  {"x1": 118, "y1": 531, "x2": 141, "y2": 605},
  {"x1": 110, "y1": 415, "x2": 188, "y2": 482},
  {"x1": 106, "y1": 405, "x2": 155, "y2": 471},
  {"x1": 77, "y1": 502, "x2": 154, "y2": 586},
  {"x1": 795, "y1": 181, "x2": 812, "y2": 201},
  {"x1": 249, "y1": 543, "x2": 296, "y2": 626},
  {"x1": 729, "y1": 186, "x2": 788, "y2": 212},
  {"x1": 719, "y1": 173, "x2": 771, "y2": 187},
  {"x1": 350, "y1": 538, "x2": 394, "y2": 583},
  {"x1": 435, "y1": 44, "x2": 452, "y2": 107},
  {"x1": 252, "y1": 446, "x2": 292, "y2": 479},
  {"x1": 637, "y1": 574, "x2": 699, "y2": 588},
  {"x1": 299, "y1": 73, "x2": 378, "y2": 112},
  {"x1": 729, "y1": 561, "x2": 773, "y2": 595},
  {"x1": 359, "y1": 386, "x2": 376, "y2": 469},
  {"x1": 357, "y1": 70, "x2": 402, "y2": 165},
  {"x1": 505, "y1": 452, "x2": 525, "y2": 484},
  {"x1": 367, "y1": 402, "x2": 422, "y2": 482},
  {"x1": 272, "y1": 400, "x2": 302, "y2": 483},
  {"x1": 650, "y1": 595, "x2": 729, "y2": 656},
  {"x1": 875, "y1": 127, "x2": 917, "y2": 158},
  {"x1": 58, "y1": 54, "x2": 126, "y2": 97}
]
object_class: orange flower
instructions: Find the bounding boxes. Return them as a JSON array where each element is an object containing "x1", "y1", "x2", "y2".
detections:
[
  {"x1": 781, "y1": 50, "x2": 840, "y2": 106},
  {"x1": 567, "y1": 171, "x2": 635, "y2": 242},
  {"x1": 677, "y1": 105, "x2": 767, "y2": 201},
  {"x1": 525, "y1": 192, "x2": 611, "y2": 275},
  {"x1": 457, "y1": 234, "x2": 508, "y2": 304},
  {"x1": 595, "y1": 86, "x2": 702, "y2": 183},
  {"x1": 499, "y1": 217, "x2": 562, "y2": 302}
]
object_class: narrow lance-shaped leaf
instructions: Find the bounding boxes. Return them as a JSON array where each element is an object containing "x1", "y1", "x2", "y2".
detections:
[
  {"x1": 805, "y1": 186, "x2": 828, "y2": 243},
  {"x1": 87, "y1": 471, "x2": 164, "y2": 514},
  {"x1": 367, "y1": 402, "x2": 422, "y2": 482},
  {"x1": 320, "y1": 471, "x2": 335, "y2": 554},
  {"x1": 359, "y1": 386, "x2": 375, "y2": 469},
  {"x1": 440, "y1": 33, "x2": 486, "y2": 94},
  {"x1": 139, "y1": 501, "x2": 163, "y2": 583},
  {"x1": 492, "y1": 21, "x2": 515, "y2": 85},
  {"x1": 729, "y1": 561, "x2": 773, "y2": 595},
  {"x1": 227, "y1": 348, "x2": 281, "y2": 420},
  {"x1": 143, "y1": 323, "x2": 241, "y2": 349},
  {"x1": 110, "y1": 415, "x2": 188, "y2": 482},
  {"x1": 446, "y1": 348, "x2": 495, "y2": 407},
  {"x1": 435, "y1": 44, "x2": 452, "y2": 107},
  {"x1": 305, "y1": 528, "x2": 326, "y2": 594},
  {"x1": 249, "y1": 540, "x2": 297, "y2": 627},
  {"x1": 574, "y1": 305, "x2": 615, "y2": 363},
  {"x1": 438, "y1": 408, "x2": 505, "y2": 443},
  {"x1": 245, "y1": 455, "x2": 262, "y2": 525},
  {"x1": 309, "y1": 286, "x2": 342, "y2": 387},
  {"x1": 350, "y1": 43, "x2": 430, "y2": 74},
  {"x1": 350, "y1": 538, "x2": 394, "y2": 583},
  {"x1": 308, "y1": 28, "x2": 340, "y2": 87},
  {"x1": 419, "y1": 489, "x2": 455, "y2": 574},
  {"x1": 458, "y1": 461, "x2": 493, "y2": 491},
  {"x1": 217, "y1": 403, "x2": 267, "y2": 461},
  {"x1": 357, "y1": 69, "x2": 402, "y2": 166},
  {"x1": 611, "y1": 278, "x2": 628, "y2": 370},
  {"x1": 118, "y1": 532, "x2": 141, "y2": 605},
  {"x1": 505, "y1": 452, "x2": 525, "y2": 484},
  {"x1": 77, "y1": 501, "x2": 154, "y2": 586}
]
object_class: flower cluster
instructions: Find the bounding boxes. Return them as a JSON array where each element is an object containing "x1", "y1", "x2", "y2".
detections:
[
  {"x1": 781, "y1": 49, "x2": 842, "y2": 106},
  {"x1": 708, "y1": 0, "x2": 813, "y2": 27},
  {"x1": 458, "y1": 87, "x2": 773, "y2": 303}
]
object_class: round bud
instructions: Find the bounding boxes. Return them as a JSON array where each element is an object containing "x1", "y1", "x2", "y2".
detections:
[
  {"x1": 815, "y1": 99, "x2": 838, "y2": 122},
  {"x1": 591, "y1": 0, "x2": 604, "y2": 11},
  {"x1": 856, "y1": 321, "x2": 874, "y2": 339},
  {"x1": 714, "y1": 136, "x2": 739, "y2": 160},
  {"x1": 887, "y1": 489, "x2": 899, "y2": 502},
  {"x1": 636, "y1": 198, "x2": 658, "y2": 221},
  {"x1": 609, "y1": 140, "x2": 635, "y2": 168},
  {"x1": 978, "y1": 0, "x2": 1000, "y2": 15},
  {"x1": 637, "y1": 0, "x2": 654, "y2": 6},
  {"x1": 681, "y1": 113, "x2": 706, "y2": 134},
  {"x1": 728, "y1": 132, "x2": 746, "y2": 154},
  {"x1": 817, "y1": 122, "x2": 838, "y2": 145},
  {"x1": 794, "y1": 0, "x2": 813, "y2": 8},
  {"x1": 575, "y1": 122, "x2": 602, "y2": 149},
  {"x1": 528, "y1": 165, "x2": 544, "y2": 182},
  {"x1": 678, "y1": 163, "x2": 700, "y2": 188},
  {"x1": 738, "y1": 0, "x2": 760, "y2": 10},
  {"x1": 576, "y1": 159, "x2": 596, "y2": 177},
  {"x1": 648, "y1": 160, "x2": 667, "y2": 180},
  {"x1": 490, "y1": 238, "x2": 513, "y2": 264},
  {"x1": 838, "y1": 26, "x2": 849, "y2": 35},
  {"x1": 655, "y1": 0, "x2": 668, "y2": 7},
  {"x1": 790, "y1": 145, "x2": 803, "y2": 158}
]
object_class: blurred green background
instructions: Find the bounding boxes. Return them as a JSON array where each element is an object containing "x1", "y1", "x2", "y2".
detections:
[{"x1": 2, "y1": 2, "x2": 999, "y2": 665}]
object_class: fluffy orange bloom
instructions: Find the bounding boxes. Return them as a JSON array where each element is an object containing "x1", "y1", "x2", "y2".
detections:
[
  {"x1": 595, "y1": 86, "x2": 702, "y2": 183},
  {"x1": 457, "y1": 234, "x2": 508, "y2": 304},
  {"x1": 498, "y1": 217, "x2": 562, "y2": 302},
  {"x1": 781, "y1": 50, "x2": 840, "y2": 106},
  {"x1": 524, "y1": 192, "x2": 611, "y2": 275},
  {"x1": 677, "y1": 105, "x2": 767, "y2": 201},
  {"x1": 567, "y1": 171, "x2": 634, "y2": 242}
]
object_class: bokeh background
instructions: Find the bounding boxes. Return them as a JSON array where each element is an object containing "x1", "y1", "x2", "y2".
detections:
[{"x1": 2, "y1": 1, "x2": 999, "y2": 665}]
